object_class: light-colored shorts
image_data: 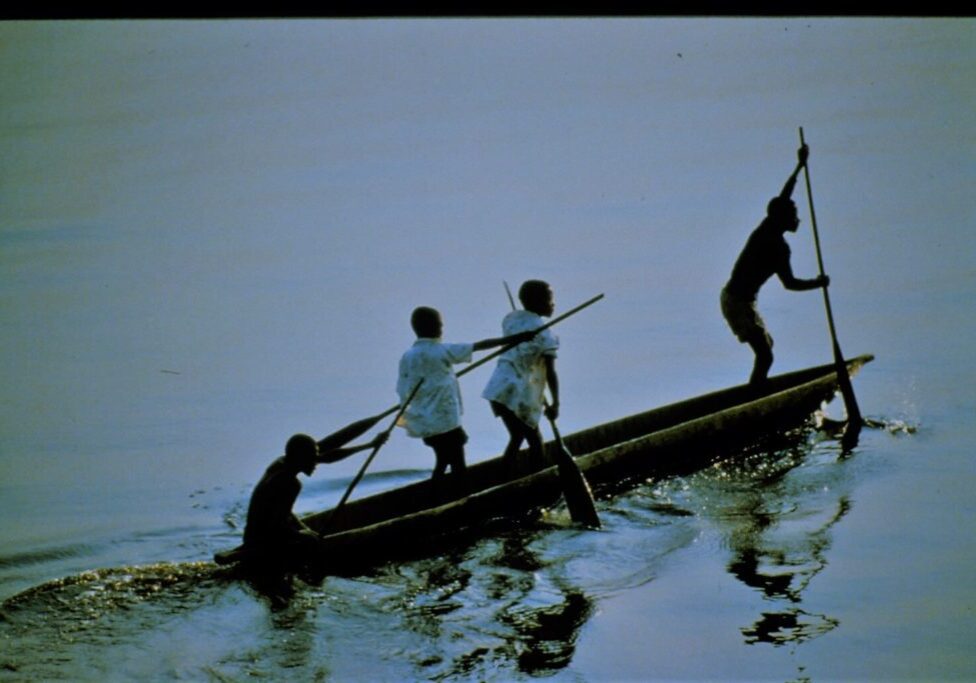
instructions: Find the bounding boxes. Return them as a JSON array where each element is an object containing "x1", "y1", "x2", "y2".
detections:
[{"x1": 721, "y1": 286, "x2": 771, "y2": 345}]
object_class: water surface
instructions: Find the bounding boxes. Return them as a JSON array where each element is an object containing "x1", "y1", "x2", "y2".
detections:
[{"x1": 1, "y1": 18, "x2": 974, "y2": 681}]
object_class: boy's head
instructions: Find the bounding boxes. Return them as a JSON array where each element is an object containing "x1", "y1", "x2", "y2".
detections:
[
  {"x1": 519, "y1": 280, "x2": 554, "y2": 317},
  {"x1": 766, "y1": 196, "x2": 801, "y2": 232},
  {"x1": 285, "y1": 433, "x2": 318, "y2": 476},
  {"x1": 411, "y1": 306, "x2": 443, "y2": 339}
]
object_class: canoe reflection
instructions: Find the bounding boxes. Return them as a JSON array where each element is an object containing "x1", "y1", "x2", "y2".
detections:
[
  {"x1": 695, "y1": 428, "x2": 854, "y2": 646},
  {"x1": 393, "y1": 531, "x2": 595, "y2": 678},
  {"x1": 728, "y1": 496, "x2": 849, "y2": 645}
]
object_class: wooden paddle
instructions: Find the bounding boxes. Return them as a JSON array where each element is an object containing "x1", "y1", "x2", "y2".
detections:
[
  {"x1": 798, "y1": 127, "x2": 863, "y2": 436},
  {"x1": 311, "y1": 292, "x2": 605, "y2": 514},
  {"x1": 326, "y1": 379, "x2": 424, "y2": 524},
  {"x1": 460, "y1": 292, "x2": 605, "y2": 380},
  {"x1": 503, "y1": 281, "x2": 601, "y2": 528},
  {"x1": 316, "y1": 411, "x2": 397, "y2": 459}
]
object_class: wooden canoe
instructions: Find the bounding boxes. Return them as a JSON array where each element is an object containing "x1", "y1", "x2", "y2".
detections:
[{"x1": 215, "y1": 354, "x2": 873, "y2": 573}]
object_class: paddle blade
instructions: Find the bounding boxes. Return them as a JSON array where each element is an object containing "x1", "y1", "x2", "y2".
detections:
[
  {"x1": 548, "y1": 418, "x2": 601, "y2": 529},
  {"x1": 840, "y1": 416, "x2": 862, "y2": 454},
  {"x1": 833, "y1": 343, "x2": 863, "y2": 426},
  {"x1": 555, "y1": 444, "x2": 601, "y2": 529},
  {"x1": 317, "y1": 411, "x2": 389, "y2": 458}
]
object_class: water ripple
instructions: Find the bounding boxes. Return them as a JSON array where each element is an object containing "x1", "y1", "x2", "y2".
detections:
[{"x1": 0, "y1": 544, "x2": 94, "y2": 570}]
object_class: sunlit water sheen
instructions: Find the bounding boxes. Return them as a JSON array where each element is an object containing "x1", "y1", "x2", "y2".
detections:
[
  {"x1": 2, "y1": 18, "x2": 974, "y2": 682},
  {"x1": 0, "y1": 420, "x2": 925, "y2": 681}
]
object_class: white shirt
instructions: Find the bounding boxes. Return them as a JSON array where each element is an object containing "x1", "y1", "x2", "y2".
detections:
[
  {"x1": 397, "y1": 338, "x2": 474, "y2": 439},
  {"x1": 481, "y1": 310, "x2": 559, "y2": 428}
]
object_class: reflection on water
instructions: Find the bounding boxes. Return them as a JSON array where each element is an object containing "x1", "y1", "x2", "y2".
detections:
[
  {"x1": 0, "y1": 513, "x2": 663, "y2": 680},
  {"x1": 0, "y1": 419, "x2": 897, "y2": 680},
  {"x1": 729, "y1": 491, "x2": 848, "y2": 646},
  {"x1": 663, "y1": 423, "x2": 858, "y2": 648},
  {"x1": 0, "y1": 562, "x2": 230, "y2": 680},
  {"x1": 358, "y1": 528, "x2": 597, "y2": 680},
  {"x1": 481, "y1": 534, "x2": 594, "y2": 676}
]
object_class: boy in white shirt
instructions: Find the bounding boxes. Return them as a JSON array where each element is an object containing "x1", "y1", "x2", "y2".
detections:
[
  {"x1": 482, "y1": 280, "x2": 560, "y2": 471},
  {"x1": 397, "y1": 306, "x2": 535, "y2": 488}
]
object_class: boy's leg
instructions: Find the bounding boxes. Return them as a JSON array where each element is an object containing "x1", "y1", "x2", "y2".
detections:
[
  {"x1": 425, "y1": 429, "x2": 468, "y2": 498},
  {"x1": 424, "y1": 434, "x2": 447, "y2": 481},
  {"x1": 447, "y1": 444, "x2": 468, "y2": 476},
  {"x1": 492, "y1": 401, "x2": 541, "y2": 472},
  {"x1": 746, "y1": 328, "x2": 774, "y2": 386},
  {"x1": 436, "y1": 428, "x2": 467, "y2": 476},
  {"x1": 722, "y1": 288, "x2": 774, "y2": 385},
  {"x1": 495, "y1": 403, "x2": 526, "y2": 456},
  {"x1": 431, "y1": 451, "x2": 448, "y2": 480},
  {"x1": 522, "y1": 424, "x2": 545, "y2": 467},
  {"x1": 446, "y1": 441, "x2": 469, "y2": 496}
]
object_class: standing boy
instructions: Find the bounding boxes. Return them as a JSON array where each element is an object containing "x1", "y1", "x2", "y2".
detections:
[
  {"x1": 482, "y1": 280, "x2": 560, "y2": 471},
  {"x1": 721, "y1": 143, "x2": 830, "y2": 385},
  {"x1": 397, "y1": 306, "x2": 535, "y2": 489}
]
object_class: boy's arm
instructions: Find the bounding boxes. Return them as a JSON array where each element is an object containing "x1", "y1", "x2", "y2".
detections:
[
  {"x1": 472, "y1": 329, "x2": 535, "y2": 352},
  {"x1": 317, "y1": 432, "x2": 389, "y2": 464},
  {"x1": 778, "y1": 143, "x2": 809, "y2": 200},
  {"x1": 777, "y1": 257, "x2": 829, "y2": 291},
  {"x1": 544, "y1": 355, "x2": 559, "y2": 420}
]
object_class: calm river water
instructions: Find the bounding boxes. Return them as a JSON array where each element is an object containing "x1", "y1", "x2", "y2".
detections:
[{"x1": 1, "y1": 18, "x2": 973, "y2": 681}]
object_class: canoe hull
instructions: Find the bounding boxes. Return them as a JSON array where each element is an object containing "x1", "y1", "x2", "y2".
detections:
[{"x1": 215, "y1": 355, "x2": 873, "y2": 572}]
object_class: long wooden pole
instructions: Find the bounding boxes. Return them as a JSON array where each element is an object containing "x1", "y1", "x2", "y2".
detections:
[
  {"x1": 798, "y1": 127, "x2": 863, "y2": 429},
  {"x1": 327, "y1": 379, "x2": 424, "y2": 522},
  {"x1": 357, "y1": 293, "x2": 607, "y2": 428},
  {"x1": 460, "y1": 292, "x2": 605, "y2": 380}
]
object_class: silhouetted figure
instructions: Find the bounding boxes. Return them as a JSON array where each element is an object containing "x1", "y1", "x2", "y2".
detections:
[
  {"x1": 243, "y1": 432, "x2": 383, "y2": 571},
  {"x1": 397, "y1": 306, "x2": 535, "y2": 491},
  {"x1": 721, "y1": 144, "x2": 829, "y2": 385},
  {"x1": 482, "y1": 280, "x2": 560, "y2": 472}
]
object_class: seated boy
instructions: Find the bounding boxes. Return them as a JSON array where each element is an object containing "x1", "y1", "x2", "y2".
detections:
[
  {"x1": 243, "y1": 430, "x2": 385, "y2": 572},
  {"x1": 397, "y1": 306, "x2": 534, "y2": 490}
]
